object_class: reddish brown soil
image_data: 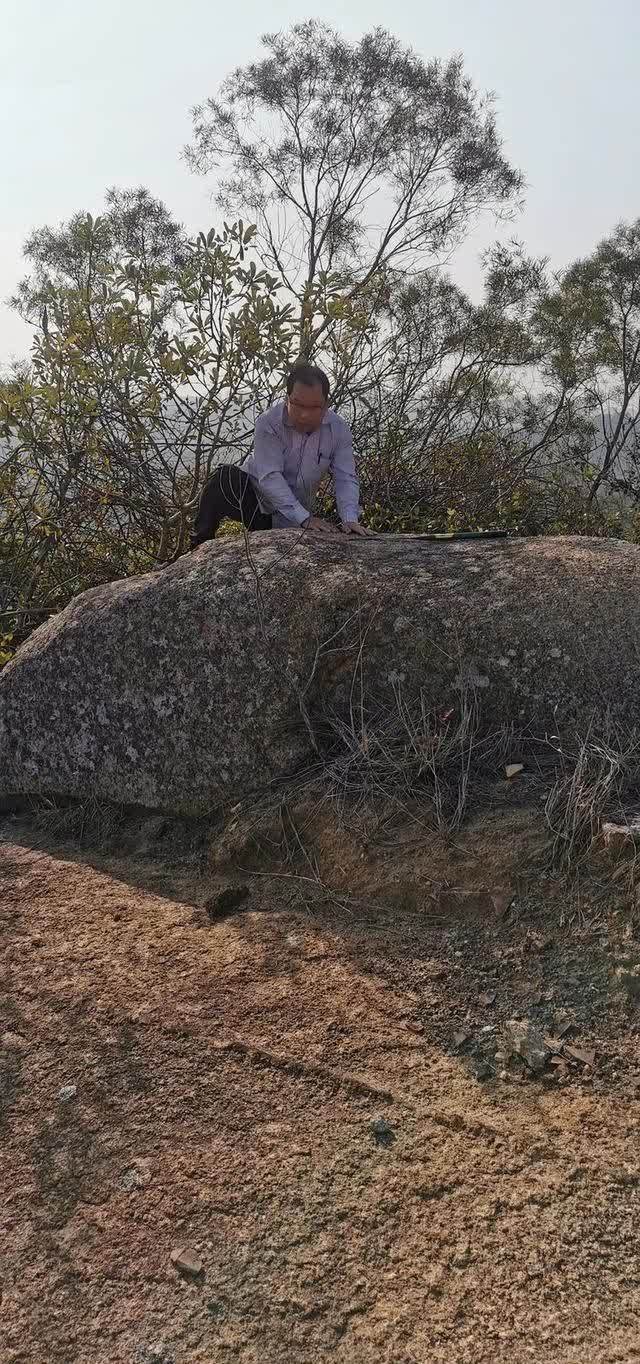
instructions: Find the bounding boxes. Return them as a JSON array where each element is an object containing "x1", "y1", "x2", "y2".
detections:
[{"x1": 2, "y1": 811, "x2": 640, "y2": 1364}]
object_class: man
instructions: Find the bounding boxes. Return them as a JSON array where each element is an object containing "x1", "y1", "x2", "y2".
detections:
[{"x1": 190, "y1": 363, "x2": 369, "y2": 546}]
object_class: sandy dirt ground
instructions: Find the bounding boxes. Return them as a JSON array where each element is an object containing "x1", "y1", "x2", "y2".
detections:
[{"x1": 2, "y1": 813, "x2": 640, "y2": 1364}]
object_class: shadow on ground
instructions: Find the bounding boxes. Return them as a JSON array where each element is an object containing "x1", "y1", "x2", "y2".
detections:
[{"x1": 2, "y1": 802, "x2": 640, "y2": 1364}]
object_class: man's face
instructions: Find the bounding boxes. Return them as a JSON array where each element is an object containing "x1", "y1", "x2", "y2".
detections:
[{"x1": 286, "y1": 381, "x2": 327, "y2": 434}]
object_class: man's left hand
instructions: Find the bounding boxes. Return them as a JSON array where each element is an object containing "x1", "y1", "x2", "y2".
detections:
[{"x1": 340, "y1": 521, "x2": 375, "y2": 537}]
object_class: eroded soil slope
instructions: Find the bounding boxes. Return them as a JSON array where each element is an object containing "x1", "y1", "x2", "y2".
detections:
[{"x1": 1, "y1": 811, "x2": 640, "y2": 1364}]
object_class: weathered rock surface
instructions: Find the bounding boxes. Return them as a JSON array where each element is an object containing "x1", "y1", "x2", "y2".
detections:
[{"x1": 1, "y1": 533, "x2": 639, "y2": 814}]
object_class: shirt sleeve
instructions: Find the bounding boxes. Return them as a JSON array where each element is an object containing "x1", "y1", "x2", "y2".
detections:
[
  {"x1": 252, "y1": 416, "x2": 310, "y2": 526},
  {"x1": 331, "y1": 421, "x2": 361, "y2": 524}
]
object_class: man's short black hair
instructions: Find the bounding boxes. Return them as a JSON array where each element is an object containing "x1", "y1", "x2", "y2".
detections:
[{"x1": 286, "y1": 363, "x2": 330, "y2": 399}]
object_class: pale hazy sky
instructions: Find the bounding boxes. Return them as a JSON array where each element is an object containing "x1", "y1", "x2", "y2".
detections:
[{"x1": 2, "y1": 0, "x2": 639, "y2": 357}]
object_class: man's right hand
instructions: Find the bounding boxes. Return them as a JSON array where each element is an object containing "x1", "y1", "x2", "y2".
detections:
[{"x1": 303, "y1": 516, "x2": 341, "y2": 535}]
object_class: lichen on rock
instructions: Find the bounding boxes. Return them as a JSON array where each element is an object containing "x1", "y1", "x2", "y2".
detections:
[{"x1": 1, "y1": 533, "x2": 639, "y2": 814}]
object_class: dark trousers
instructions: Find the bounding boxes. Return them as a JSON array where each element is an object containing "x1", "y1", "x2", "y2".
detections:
[{"x1": 191, "y1": 465, "x2": 272, "y2": 547}]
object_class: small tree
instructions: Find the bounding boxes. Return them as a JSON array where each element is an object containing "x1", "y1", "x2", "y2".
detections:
[
  {"x1": 325, "y1": 243, "x2": 565, "y2": 531},
  {"x1": 1, "y1": 195, "x2": 296, "y2": 654},
  {"x1": 185, "y1": 21, "x2": 542, "y2": 533},
  {"x1": 186, "y1": 22, "x2": 522, "y2": 357},
  {"x1": 534, "y1": 219, "x2": 640, "y2": 512}
]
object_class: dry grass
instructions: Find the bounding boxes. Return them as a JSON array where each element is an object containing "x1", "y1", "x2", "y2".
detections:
[
  {"x1": 25, "y1": 792, "x2": 126, "y2": 847},
  {"x1": 209, "y1": 678, "x2": 523, "y2": 923},
  {"x1": 544, "y1": 726, "x2": 640, "y2": 877},
  {"x1": 279, "y1": 678, "x2": 518, "y2": 840}
]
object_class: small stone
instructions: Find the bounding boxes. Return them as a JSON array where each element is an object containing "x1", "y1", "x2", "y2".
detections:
[
  {"x1": 479, "y1": 991, "x2": 496, "y2": 1006},
  {"x1": 58, "y1": 1084, "x2": 77, "y2": 1103},
  {"x1": 170, "y1": 1247, "x2": 204, "y2": 1278},
  {"x1": 601, "y1": 819, "x2": 640, "y2": 853},
  {"x1": 122, "y1": 1157, "x2": 153, "y2": 1190},
  {"x1": 371, "y1": 1117, "x2": 395, "y2": 1147},
  {"x1": 425, "y1": 1264, "x2": 446, "y2": 1293},
  {"x1": 453, "y1": 1029, "x2": 471, "y2": 1049},
  {"x1": 503, "y1": 1020, "x2": 547, "y2": 1074},
  {"x1": 505, "y1": 763, "x2": 524, "y2": 780},
  {"x1": 543, "y1": 1036, "x2": 564, "y2": 1054},
  {"x1": 405, "y1": 1021, "x2": 425, "y2": 1035},
  {"x1": 451, "y1": 1239, "x2": 472, "y2": 1268},
  {"x1": 134, "y1": 1345, "x2": 175, "y2": 1364},
  {"x1": 564, "y1": 1045, "x2": 596, "y2": 1068},
  {"x1": 1, "y1": 1031, "x2": 26, "y2": 1050}
]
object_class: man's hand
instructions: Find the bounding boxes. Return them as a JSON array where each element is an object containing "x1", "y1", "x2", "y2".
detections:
[
  {"x1": 340, "y1": 521, "x2": 375, "y2": 537},
  {"x1": 303, "y1": 516, "x2": 341, "y2": 535}
]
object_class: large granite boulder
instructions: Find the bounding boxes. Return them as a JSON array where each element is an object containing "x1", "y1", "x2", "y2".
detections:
[{"x1": 1, "y1": 534, "x2": 639, "y2": 814}]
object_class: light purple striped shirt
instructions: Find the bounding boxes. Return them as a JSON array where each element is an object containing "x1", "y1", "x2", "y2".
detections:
[{"x1": 241, "y1": 402, "x2": 361, "y2": 528}]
